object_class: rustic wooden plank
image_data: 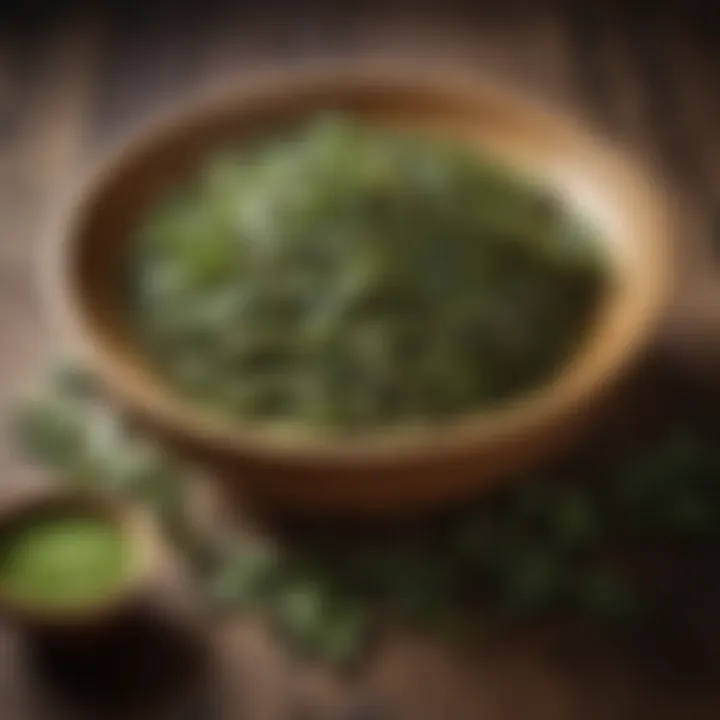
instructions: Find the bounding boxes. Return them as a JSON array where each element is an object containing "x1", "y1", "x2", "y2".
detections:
[
  {"x1": 623, "y1": 16, "x2": 698, "y2": 184},
  {"x1": 518, "y1": 7, "x2": 579, "y2": 108},
  {"x1": 564, "y1": 6, "x2": 716, "y2": 286},
  {"x1": 92, "y1": 2, "x2": 612, "y2": 146},
  {"x1": 19, "y1": 21, "x2": 102, "y2": 191},
  {"x1": 662, "y1": 27, "x2": 720, "y2": 232},
  {"x1": 0, "y1": 34, "x2": 13, "y2": 140},
  {"x1": 191, "y1": 10, "x2": 319, "y2": 92},
  {"x1": 0, "y1": 25, "x2": 47, "y2": 191},
  {"x1": 565, "y1": 4, "x2": 663, "y2": 159},
  {"x1": 90, "y1": 4, "x2": 215, "y2": 148},
  {"x1": 564, "y1": 2, "x2": 619, "y2": 132},
  {"x1": 0, "y1": 17, "x2": 103, "y2": 482},
  {"x1": 100, "y1": 6, "x2": 585, "y2": 144},
  {"x1": 619, "y1": 15, "x2": 720, "y2": 283}
]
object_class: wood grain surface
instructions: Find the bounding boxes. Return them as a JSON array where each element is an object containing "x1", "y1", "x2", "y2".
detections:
[{"x1": 0, "y1": 3, "x2": 719, "y2": 718}]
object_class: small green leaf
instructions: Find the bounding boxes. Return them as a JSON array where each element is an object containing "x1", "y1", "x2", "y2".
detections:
[
  {"x1": 616, "y1": 433, "x2": 708, "y2": 505},
  {"x1": 106, "y1": 442, "x2": 183, "y2": 521},
  {"x1": 513, "y1": 482, "x2": 556, "y2": 522},
  {"x1": 49, "y1": 359, "x2": 101, "y2": 400},
  {"x1": 668, "y1": 494, "x2": 716, "y2": 536},
  {"x1": 498, "y1": 544, "x2": 567, "y2": 615},
  {"x1": 551, "y1": 491, "x2": 599, "y2": 549},
  {"x1": 453, "y1": 512, "x2": 495, "y2": 563},
  {"x1": 272, "y1": 579, "x2": 329, "y2": 648},
  {"x1": 208, "y1": 545, "x2": 281, "y2": 609},
  {"x1": 577, "y1": 567, "x2": 642, "y2": 622},
  {"x1": 12, "y1": 396, "x2": 86, "y2": 468},
  {"x1": 316, "y1": 600, "x2": 368, "y2": 667},
  {"x1": 381, "y1": 549, "x2": 457, "y2": 627}
]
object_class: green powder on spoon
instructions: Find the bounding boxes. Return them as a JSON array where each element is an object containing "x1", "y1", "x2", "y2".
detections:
[{"x1": 0, "y1": 514, "x2": 131, "y2": 609}]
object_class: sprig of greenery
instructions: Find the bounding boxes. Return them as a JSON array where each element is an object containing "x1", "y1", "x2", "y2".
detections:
[
  {"x1": 12, "y1": 360, "x2": 187, "y2": 538},
  {"x1": 10, "y1": 359, "x2": 720, "y2": 667}
]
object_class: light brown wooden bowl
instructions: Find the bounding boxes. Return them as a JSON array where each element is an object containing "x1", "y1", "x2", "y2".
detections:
[
  {"x1": 0, "y1": 488, "x2": 159, "y2": 632},
  {"x1": 43, "y1": 62, "x2": 678, "y2": 517}
]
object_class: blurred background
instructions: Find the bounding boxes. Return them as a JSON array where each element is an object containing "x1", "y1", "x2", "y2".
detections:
[{"x1": 1, "y1": 1, "x2": 720, "y2": 718}]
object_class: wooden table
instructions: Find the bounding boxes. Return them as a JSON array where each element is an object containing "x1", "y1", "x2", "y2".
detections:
[{"x1": 1, "y1": 3, "x2": 720, "y2": 718}]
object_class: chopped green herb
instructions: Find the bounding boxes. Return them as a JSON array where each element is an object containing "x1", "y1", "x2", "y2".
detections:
[
  {"x1": 576, "y1": 567, "x2": 642, "y2": 623},
  {"x1": 126, "y1": 116, "x2": 606, "y2": 430}
]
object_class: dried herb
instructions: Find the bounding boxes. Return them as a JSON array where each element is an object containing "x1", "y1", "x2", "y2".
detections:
[{"x1": 127, "y1": 116, "x2": 605, "y2": 430}]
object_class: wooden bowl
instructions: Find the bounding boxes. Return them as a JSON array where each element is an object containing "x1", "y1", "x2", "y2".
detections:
[
  {"x1": 0, "y1": 488, "x2": 159, "y2": 631},
  {"x1": 42, "y1": 62, "x2": 677, "y2": 516}
]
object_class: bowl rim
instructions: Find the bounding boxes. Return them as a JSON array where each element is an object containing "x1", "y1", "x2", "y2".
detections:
[
  {"x1": 40, "y1": 59, "x2": 678, "y2": 467},
  {"x1": 0, "y1": 487, "x2": 158, "y2": 626}
]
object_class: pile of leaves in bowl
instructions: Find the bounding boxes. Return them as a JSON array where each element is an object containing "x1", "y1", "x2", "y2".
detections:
[
  {"x1": 125, "y1": 116, "x2": 607, "y2": 430},
  {"x1": 13, "y1": 360, "x2": 720, "y2": 667}
]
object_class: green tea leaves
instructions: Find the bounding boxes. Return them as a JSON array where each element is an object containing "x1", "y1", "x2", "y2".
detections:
[{"x1": 128, "y1": 117, "x2": 605, "y2": 430}]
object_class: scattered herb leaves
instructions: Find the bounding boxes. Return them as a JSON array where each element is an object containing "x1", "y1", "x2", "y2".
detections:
[{"x1": 10, "y1": 359, "x2": 720, "y2": 667}]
